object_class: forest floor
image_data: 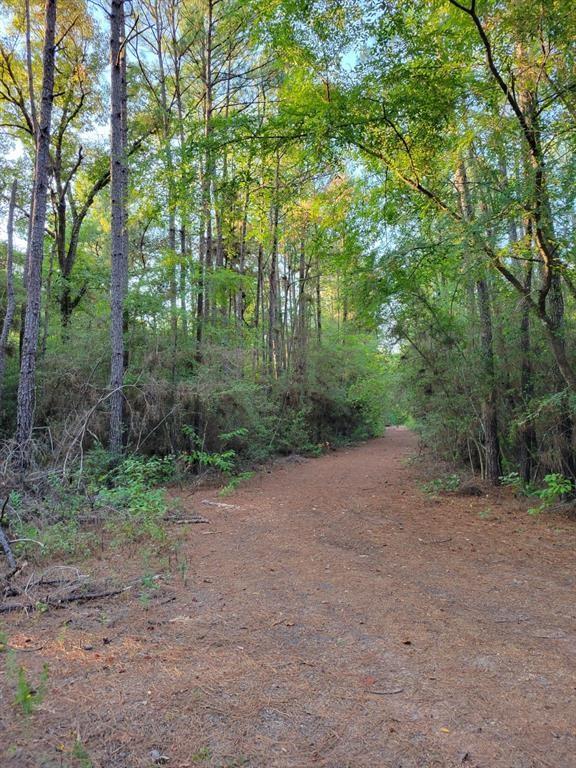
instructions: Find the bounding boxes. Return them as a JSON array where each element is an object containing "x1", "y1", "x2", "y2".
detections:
[{"x1": 2, "y1": 428, "x2": 576, "y2": 768}]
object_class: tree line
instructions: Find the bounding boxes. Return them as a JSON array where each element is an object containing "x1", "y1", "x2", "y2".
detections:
[
  {"x1": 1, "y1": 0, "x2": 575, "y2": 488},
  {"x1": 0, "y1": 0, "x2": 387, "y2": 477}
]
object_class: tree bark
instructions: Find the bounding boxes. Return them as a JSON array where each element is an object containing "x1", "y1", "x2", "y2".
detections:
[
  {"x1": 0, "y1": 180, "x2": 17, "y2": 403},
  {"x1": 15, "y1": 0, "x2": 57, "y2": 470},
  {"x1": 295, "y1": 233, "x2": 308, "y2": 383},
  {"x1": 109, "y1": 0, "x2": 128, "y2": 455},
  {"x1": 518, "y1": 262, "x2": 537, "y2": 484},
  {"x1": 455, "y1": 160, "x2": 502, "y2": 484},
  {"x1": 475, "y1": 277, "x2": 502, "y2": 483},
  {"x1": 268, "y1": 152, "x2": 281, "y2": 377}
]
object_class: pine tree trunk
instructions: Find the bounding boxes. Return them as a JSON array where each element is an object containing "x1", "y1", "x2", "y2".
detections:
[
  {"x1": 518, "y1": 263, "x2": 536, "y2": 483},
  {"x1": 268, "y1": 153, "x2": 280, "y2": 377},
  {"x1": 0, "y1": 180, "x2": 17, "y2": 403},
  {"x1": 295, "y1": 235, "x2": 308, "y2": 384},
  {"x1": 476, "y1": 277, "x2": 502, "y2": 483},
  {"x1": 315, "y1": 254, "x2": 322, "y2": 343},
  {"x1": 109, "y1": 0, "x2": 127, "y2": 455},
  {"x1": 455, "y1": 160, "x2": 502, "y2": 484},
  {"x1": 15, "y1": 0, "x2": 57, "y2": 470},
  {"x1": 179, "y1": 225, "x2": 188, "y2": 336},
  {"x1": 152, "y1": 2, "x2": 178, "y2": 344}
]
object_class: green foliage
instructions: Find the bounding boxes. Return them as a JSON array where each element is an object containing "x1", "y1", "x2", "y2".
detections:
[
  {"x1": 421, "y1": 474, "x2": 461, "y2": 496},
  {"x1": 184, "y1": 448, "x2": 237, "y2": 473},
  {"x1": 110, "y1": 455, "x2": 176, "y2": 489},
  {"x1": 138, "y1": 572, "x2": 161, "y2": 608},
  {"x1": 99, "y1": 486, "x2": 168, "y2": 545},
  {"x1": 499, "y1": 472, "x2": 523, "y2": 491},
  {"x1": 500, "y1": 472, "x2": 537, "y2": 497},
  {"x1": 10, "y1": 514, "x2": 95, "y2": 561},
  {"x1": 93, "y1": 454, "x2": 174, "y2": 544},
  {"x1": 71, "y1": 739, "x2": 94, "y2": 768},
  {"x1": 191, "y1": 747, "x2": 212, "y2": 763},
  {"x1": 0, "y1": 0, "x2": 574, "y2": 513},
  {"x1": 11, "y1": 662, "x2": 50, "y2": 715},
  {"x1": 528, "y1": 474, "x2": 573, "y2": 516},
  {"x1": 220, "y1": 471, "x2": 255, "y2": 497},
  {"x1": 7, "y1": 450, "x2": 176, "y2": 560}
]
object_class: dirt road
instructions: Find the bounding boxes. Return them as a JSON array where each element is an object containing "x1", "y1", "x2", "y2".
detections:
[{"x1": 2, "y1": 428, "x2": 576, "y2": 767}]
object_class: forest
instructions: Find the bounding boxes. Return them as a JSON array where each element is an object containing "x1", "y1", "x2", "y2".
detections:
[
  {"x1": 1, "y1": 1, "x2": 576, "y2": 765},
  {"x1": 1, "y1": 0, "x2": 576, "y2": 494}
]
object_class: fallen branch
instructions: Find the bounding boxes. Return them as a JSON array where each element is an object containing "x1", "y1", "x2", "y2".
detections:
[
  {"x1": 163, "y1": 516, "x2": 210, "y2": 525},
  {"x1": 494, "y1": 616, "x2": 530, "y2": 624},
  {"x1": 9, "y1": 537, "x2": 45, "y2": 548},
  {"x1": 201, "y1": 499, "x2": 241, "y2": 510},
  {"x1": 417, "y1": 537, "x2": 452, "y2": 545},
  {"x1": 0, "y1": 585, "x2": 131, "y2": 614},
  {"x1": 368, "y1": 687, "x2": 405, "y2": 695}
]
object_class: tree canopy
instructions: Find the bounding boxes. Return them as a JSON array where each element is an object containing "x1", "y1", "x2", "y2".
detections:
[{"x1": 0, "y1": 0, "x2": 575, "y2": 487}]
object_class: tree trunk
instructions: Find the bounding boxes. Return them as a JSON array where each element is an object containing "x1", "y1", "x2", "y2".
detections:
[
  {"x1": 15, "y1": 0, "x2": 57, "y2": 469},
  {"x1": 200, "y1": 0, "x2": 215, "y2": 326},
  {"x1": 517, "y1": 73, "x2": 576, "y2": 476},
  {"x1": 179, "y1": 224, "x2": 188, "y2": 336},
  {"x1": 548, "y1": 271, "x2": 576, "y2": 478},
  {"x1": 518, "y1": 263, "x2": 536, "y2": 484},
  {"x1": 476, "y1": 277, "x2": 502, "y2": 483},
  {"x1": 294, "y1": 234, "x2": 308, "y2": 383},
  {"x1": 268, "y1": 153, "x2": 280, "y2": 377},
  {"x1": 315, "y1": 253, "x2": 322, "y2": 343},
  {"x1": 236, "y1": 161, "x2": 251, "y2": 325},
  {"x1": 41, "y1": 239, "x2": 56, "y2": 356},
  {"x1": 455, "y1": 160, "x2": 502, "y2": 484},
  {"x1": 0, "y1": 180, "x2": 17, "y2": 403},
  {"x1": 109, "y1": 0, "x2": 127, "y2": 455},
  {"x1": 151, "y1": 0, "x2": 178, "y2": 344}
]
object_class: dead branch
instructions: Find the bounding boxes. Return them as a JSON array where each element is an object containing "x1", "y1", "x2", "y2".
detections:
[{"x1": 0, "y1": 585, "x2": 131, "y2": 614}]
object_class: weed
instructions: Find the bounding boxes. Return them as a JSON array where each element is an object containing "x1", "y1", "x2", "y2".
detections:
[
  {"x1": 138, "y1": 572, "x2": 160, "y2": 609},
  {"x1": 421, "y1": 474, "x2": 460, "y2": 495},
  {"x1": 191, "y1": 746, "x2": 212, "y2": 762},
  {"x1": 8, "y1": 490, "x2": 23, "y2": 510},
  {"x1": 177, "y1": 555, "x2": 190, "y2": 585},
  {"x1": 220, "y1": 757, "x2": 250, "y2": 768},
  {"x1": 218, "y1": 427, "x2": 249, "y2": 442},
  {"x1": 219, "y1": 471, "x2": 255, "y2": 496},
  {"x1": 72, "y1": 739, "x2": 94, "y2": 768},
  {"x1": 499, "y1": 471, "x2": 523, "y2": 491},
  {"x1": 499, "y1": 472, "x2": 537, "y2": 496},
  {"x1": 141, "y1": 573, "x2": 160, "y2": 590},
  {"x1": 101, "y1": 485, "x2": 168, "y2": 544},
  {"x1": 528, "y1": 473, "x2": 573, "y2": 515},
  {"x1": 12, "y1": 663, "x2": 49, "y2": 715}
]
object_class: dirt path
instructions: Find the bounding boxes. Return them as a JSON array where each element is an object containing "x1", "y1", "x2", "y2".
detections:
[{"x1": 2, "y1": 428, "x2": 576, "y2": 768}]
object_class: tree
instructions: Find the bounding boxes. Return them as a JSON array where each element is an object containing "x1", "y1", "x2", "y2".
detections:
[
  {"x1": 108, "y1": 0, "x2": 128, "y2": 455},
  {"x1": 15, "y1": 0, "x2": 57, "y2": 468},
  {"x1": 0, "y1": 179, "x2": 17, "y2": 402}
]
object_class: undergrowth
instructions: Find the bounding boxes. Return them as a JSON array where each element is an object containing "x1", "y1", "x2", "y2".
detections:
[{"x1": 2, "y1": 423, "x2": 338, "y2": 563}]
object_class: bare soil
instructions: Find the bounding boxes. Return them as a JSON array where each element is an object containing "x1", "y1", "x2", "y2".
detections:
[{"x1": 2, "y1": 428, "x2": 576, "y2": 768}]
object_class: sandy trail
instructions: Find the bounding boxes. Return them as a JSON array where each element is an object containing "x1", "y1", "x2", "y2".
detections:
[{"x1": 2, "y1": 428, "x2": 576, "y2": 768}]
